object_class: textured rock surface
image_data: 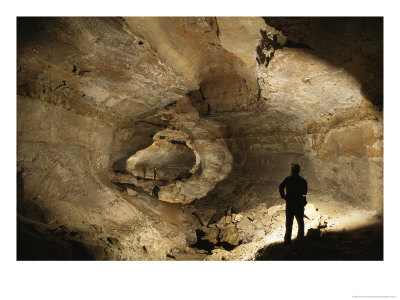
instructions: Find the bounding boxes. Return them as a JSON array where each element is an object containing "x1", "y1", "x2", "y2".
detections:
[{"x1": 17, "y1": 17, "x2": 382, "y2": 260}]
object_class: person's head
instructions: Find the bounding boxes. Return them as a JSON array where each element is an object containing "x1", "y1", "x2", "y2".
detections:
[{"x1": 291, "y1": 163, "x2": 300, "y2": 175}]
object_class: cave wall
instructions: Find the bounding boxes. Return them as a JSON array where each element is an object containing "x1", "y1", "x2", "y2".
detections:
[
  {"x1": 196, "y1": 18, "x2": 382, "y2": 213},
  {"x1": 16, "y1": 17, "x2": 197, "y2": 260}
]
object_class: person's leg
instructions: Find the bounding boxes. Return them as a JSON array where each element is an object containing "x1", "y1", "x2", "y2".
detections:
[
  {"x1": 294, "y1": 206, "x2": 304, "y2": 239},
  {"x1": 284, "y1": 207, "x2": 295, "y2": 243}
]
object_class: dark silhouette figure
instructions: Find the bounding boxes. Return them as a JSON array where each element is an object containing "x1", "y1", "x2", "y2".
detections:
[
  {"x1": 142, "y1": 166, "x2": 146, "y2": 179},
  {"x1": 279, "y1": 163, "x2": 308, "y2": 245},
  {"x1": 152, "y1": 185, "x2": 160, "y2": 199},
  {"x1": 153, "y1": 167, "x2": 157, "y2": 180}
]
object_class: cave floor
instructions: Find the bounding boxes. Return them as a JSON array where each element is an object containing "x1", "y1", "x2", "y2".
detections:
[
  {"x1": 17, "y1": 192, "x2": 383, "y2": 261},
  {"x1": 183, "y1": 197, "x2": 384, "y2": 261},
  {"x1": 255, "y1": 221, "x2": 383, "y2": 260}
]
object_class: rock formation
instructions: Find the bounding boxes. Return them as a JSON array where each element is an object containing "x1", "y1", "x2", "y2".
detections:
[{"x1": 17, "y1": 17, "x2": 383, "y2": 260}]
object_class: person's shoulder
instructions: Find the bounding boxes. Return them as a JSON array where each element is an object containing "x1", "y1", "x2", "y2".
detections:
[{"x1": 300, "y1": 176, "x2": 307, "y2": 182}]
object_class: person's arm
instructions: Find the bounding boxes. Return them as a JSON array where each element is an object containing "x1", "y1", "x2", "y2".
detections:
[
  {"x1": 279, "y1": 178, "x2": 287, "y2": 199},
  {"x1": 304, "y1": 179, "x2": 308, "y2": 195}
]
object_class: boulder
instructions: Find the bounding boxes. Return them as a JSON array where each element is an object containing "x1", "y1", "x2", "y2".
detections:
[
  {"x1": 219, "y1": 226, "x2": 241, "y2": 246},
  {"x1": 236, "y1": 216, "x2": 253, "y2": 230},
  {"x1": 252, "y1": 230, "x2": 266, "y2": 242},
  {"x1": 232, "y1": 213, "x2": 243, "y2": 223},
  {"x1": 251, "y1": 212, "x2": 264, "y2": 220},
  {"x1": 304, "y1": 204, "x2": 320, "y2": 220},
  {"x1": 307, "y1": 216, "x2": 320, "y2": 230},
  {"x1": 260, "y1": 214, "x2": 272, "y2": 226},
  {"x1": 200, "y1": 226, "x2": 220, "y2": 244},
  {"x1": 216, "y1": 216, "x2": 227, "y2": 228},
  {"x1": 267, "y1": 204, "x2": 285, "y2": 216},
  {"x1": 253, "y1": 220, "x2": 264, "y2": 230}
]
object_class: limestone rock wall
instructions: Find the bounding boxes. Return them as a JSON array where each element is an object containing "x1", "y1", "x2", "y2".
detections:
[
  {"x1": 196, "y1": 18, "x2": 382, "y2": 213},
  {"x1": 17, "y1": 17, "x2": 195, "y2": 260}
]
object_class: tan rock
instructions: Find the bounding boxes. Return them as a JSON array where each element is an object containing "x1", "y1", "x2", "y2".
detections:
[
  {"x1": 305, "y1": 204, "x2": 320, "y2": 220},
  {"x1": 216, "y1": 216, "x2": 227, "y2": 228},
  {"x1": 219, "y1": 226, "x2": 241, "y2": 246},
  {"x1": 223, "y1": 223, "x2": 236, "y2": 230},
  {"x1": 260, "y1": 215, "x2": 272, "y2": 226},
  {"x1": 200, "y1": 226, "x2": 219, "y2": 244},
  {"x1": 127, "y1": 188, "x2": 138, "y2": 196},
  {"x1": 225, "y1": 215, "x2": 232, "y2": 224},
  {"x1": 268, "y1": 204, "x2": 285, "y2": 216},
  {"x1": 236, "y1": 216, "x2": 253, "y2": 231},
  {"x1": 253, "y1": 220, "x2": 264, "y2": 230},
  {"x1": 251, "y1": 212, "x2": 263, "y2": 220},
  {"x1": 232, "y1": 214, "x2": 243, "y2": 223},
  {"x1": 252, "y1": 230, "x2": 266, "y2": 242}
]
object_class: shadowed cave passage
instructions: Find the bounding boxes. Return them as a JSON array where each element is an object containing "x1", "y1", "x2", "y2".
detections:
[
  {"x1": 188, "y1": 72, "x2": 257, "y2": 116},
  {"x1": 16, "y1": 17, "x2": 383, "y2": 261}
]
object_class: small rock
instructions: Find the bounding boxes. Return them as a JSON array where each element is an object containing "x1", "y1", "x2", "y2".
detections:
[
  {"x1": 267, "y1": 204, "x2": 285, "y2": 216},
  {"x1": 127, "y1": 188, "x2": 138, "y2": 196},
  {"x1": 308, "y1": 216, "x2": 320, "y2": 229},
  {"x1": 236, "y1": 216, "x2": 253, "y2": 230},
  {"x1": 258, "y1": 203, "x2": 268, "y2": 210},
  {"x1": 252, "y1": 229, "x2": 266, "y2": 242},
  {"x1": 225, "y1": 215, "x2": 232, "y2": 224},
  {"x1": 216, "y1": 216, "x2": 226, "y2": 228},
  {"x1": 319, "y1": 215, "x2": 328, "y2": 228},
  {"x1": 274, "y1": 210, "x2": 286, "y2": 219},
  {"x1": 200, "y1": 226, "x2": 219, "y2": 244},
  {"x1": 195, "y1": 249, "x2": 208, "y2": 254},
  {"x1": 186, "y1": 231, "x2": 198, "y2": 245},
  {"x1": 253, "y1": 220, "x2": 264, "y2": 230},
  {"x1": 252, "y1": 212, "x2": 263, "y2": 220},
  {"x1": 223, "y1": 223, "x2": 236, "y2": 230},
  {"x1": 304, "y1": 204, "x2": 320, "y2": 220},
  {"x1": 169, "y1": 247, "x2": 183, "y2": 254},
  {"x1": 232, "y1": 214, "x2": 243, "y2": 223},
  {"x1": 260, "y1": 215, "x2": 272, "y2": 226},
  {"x1": 219, "y1": 226, "x2": 241, "y2": 246}
]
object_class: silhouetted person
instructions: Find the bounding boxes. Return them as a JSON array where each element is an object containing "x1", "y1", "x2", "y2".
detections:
[
  {"x1": 279, "y1": 163, "x2": 308, "y2": 245},
  {"x1": 153, "y1": 167, "x2": 157, "y2": 180},
  {"x1": 152, "y1": 185, "x2": 160, "y2": 199},
  {"x1": 142, "y1": 166, "x2": 146, "y2": 179}
]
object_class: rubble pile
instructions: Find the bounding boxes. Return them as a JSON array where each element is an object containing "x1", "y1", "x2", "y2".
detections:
[{"x1": 189, "y1": 202, "x2": 330, "y2": 259}]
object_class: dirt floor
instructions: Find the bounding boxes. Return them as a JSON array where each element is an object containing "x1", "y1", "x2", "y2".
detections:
[
  {"x1": 256, "y1": 197, "x2": 383, "y2": 261},
  {"x1": 17, "y1": 193, "x2": 383, "y2": 261},
  {"x1": 255, "y1": 222, "x2": 383, "y2": 260}
]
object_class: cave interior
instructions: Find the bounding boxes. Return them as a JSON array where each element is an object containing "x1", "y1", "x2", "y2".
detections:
[{"x1": 17, "y1": 17, "x2": 383, "y2": 261}]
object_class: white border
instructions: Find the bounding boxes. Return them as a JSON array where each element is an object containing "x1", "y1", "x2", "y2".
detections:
[{"x1": 2, "y1": 1, "x2": 398, "y2": 299}]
